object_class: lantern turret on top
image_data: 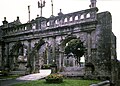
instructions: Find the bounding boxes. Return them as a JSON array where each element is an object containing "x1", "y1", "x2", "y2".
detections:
[{"x1": 90, "y1": 0, "x2": 97, "y2": 8}]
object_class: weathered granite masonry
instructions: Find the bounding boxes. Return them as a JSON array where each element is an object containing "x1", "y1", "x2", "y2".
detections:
[{"x1": 0, "y1": 3, "x2": 119, "y2": 85}]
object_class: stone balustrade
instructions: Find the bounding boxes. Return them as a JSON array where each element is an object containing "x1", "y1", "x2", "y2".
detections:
[
  {"x1": 46, "y1": 7, "x2": 98, "y2": 29},
  {"x1": 2, "y1": 23, "x2": 32, "y2": 36},
  {"x1": 2, "y1": 7, "x2": 98, "y2": 36}
]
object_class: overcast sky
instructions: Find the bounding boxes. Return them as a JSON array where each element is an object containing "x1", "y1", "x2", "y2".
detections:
[{"x1": 0, "y1": 0, "x2": 120, "y2": 60}]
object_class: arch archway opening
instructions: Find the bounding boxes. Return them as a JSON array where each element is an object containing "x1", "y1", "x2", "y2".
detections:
[{"x1": 61, "y1": 36, "x2": 85, "y2": 67}]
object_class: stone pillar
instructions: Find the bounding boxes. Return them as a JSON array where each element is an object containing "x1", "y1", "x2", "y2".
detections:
[
  {"x1": 87, "y1": 32, "x2": 92, "y2": 63},
  {"x1": 59, "y1": 53, "x2": 61, "y2": 69},
  {"x1": 2, "y1": 42, "x2": 5, "y2": 69},
  {"x1": 58, "y1": 45, "x2": 62, "y2": 70},
  {"x1": 0, "y1": 45, "x2": 2, "y2": 66},
  {"x1": 60, "y1": 44, "x2": 65, "y2": 69},
  {"x1": 63, "y1": 58, "x2": 65, "y2": 67},
  {"x1": 52, "y1": 36, "x2": 56, "y2": 64},
  {"x1": 6, "y1": 43, "x2": 10, "y2": 70},
  {"x1": 34, "y1": 50, "x2": 39, "y2": 73},
  {"x1": 27, "y1": 40, "x2": 32, "y2": 73},
  {"x1": 46, "y1": 44, "x2": 49, "y2": 65}
]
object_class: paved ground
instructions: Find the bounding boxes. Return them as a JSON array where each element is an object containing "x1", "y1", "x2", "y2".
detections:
[
  {"x1": 0, "y1": 69, "x2": 51, "y2": 86},
  {"x1": 17, "y1": 69, "x2": 51, "y2": 80}
]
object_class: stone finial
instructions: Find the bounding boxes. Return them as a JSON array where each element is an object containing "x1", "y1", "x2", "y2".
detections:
[
  {"x1": 2, "y1": 17, "x2": 8, "y2": 25},
  {"x1": 15, "y1": 16, "x2": 21, "y2": 24},
  {"x1": 50, "y1": 15, "x2": 55, "y2": 18},
  {"x1": 4, "y1": 17, "x2": 6, "y2": 21},
  {"x1": 90, "y1": 0, "x2": 97, "y2": 8},
  {"x1": 58, "y1": 9, "x2": 63, "y2": 16},
  {"x1": 37, "y1": 14, "x2": 39, "y2": 18},
  {"x1": 17, "y1": 16, "x2": 19, "y2": 21}
]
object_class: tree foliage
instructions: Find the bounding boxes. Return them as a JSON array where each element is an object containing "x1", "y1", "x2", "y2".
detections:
[{"x1": 65, "y1": 39, "x2": 85, "y2": 58}]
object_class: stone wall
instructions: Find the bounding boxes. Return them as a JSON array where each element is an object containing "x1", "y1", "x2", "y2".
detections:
[{"x1": 94, "y1": 11, "x2": 112, "y2": 76}]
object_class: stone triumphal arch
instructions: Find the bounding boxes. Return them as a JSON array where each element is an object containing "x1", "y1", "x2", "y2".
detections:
[{"x1": 0, "y1": 0, "x2": 117, "y2": 83}]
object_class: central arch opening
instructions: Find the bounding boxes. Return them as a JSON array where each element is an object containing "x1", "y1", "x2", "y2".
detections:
[{"x1": 61, "y1": 35, "x2": 85, "y2": 67}]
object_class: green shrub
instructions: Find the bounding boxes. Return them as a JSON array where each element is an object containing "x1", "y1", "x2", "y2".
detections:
[
  {"x1": 0, "y1": 70, "x2": 9, "y2": 76},
  {"x1": 46, "y1": 74, "x2": 63, "y2": 83},
  {"x1": 41, "y1": 64, "x2": 51, "y2": 69}
]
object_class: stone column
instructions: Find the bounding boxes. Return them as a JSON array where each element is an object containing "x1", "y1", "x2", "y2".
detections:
[
  {"x1": 6, "y1": 43, "x2": 10, "y2": 70},
  {"x1": 27, "y1": 40, "x2": 32, "y2": 73},
  {"x1": 58, "y1": 45, "x2": 63, "y2": 70},
  {"x1": 46, "y1": 43, "x2": 49, "y2": 65},
  {"x1": 59, "y1": 53, "x2": 61, "y2": 69},
  {"x1": 87, "y1": 32, "x2": 92, "y2": 63},
  {"x1": 0, "y1": 45, "x2": 2, "y2": 66},
  {"x1": 61, "y1": 44, "x2": 65, "y2": 67},
  {"x1": 35, "y1": 50, "x2": 39, "y2": 73},
  {"x1": 46, "y1": 48, "x2": 49, "y2": 64},
  {"x1": 52, "y1": 36, "x2": 56, "y2": 64},
  {"x1": 2, "y1": 42, "x2": 5, "y2": 69}
]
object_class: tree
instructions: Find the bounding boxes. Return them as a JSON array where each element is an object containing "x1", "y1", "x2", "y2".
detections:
[{"x1": 65, "y1": 39, "x2": 85, "y2": 65}]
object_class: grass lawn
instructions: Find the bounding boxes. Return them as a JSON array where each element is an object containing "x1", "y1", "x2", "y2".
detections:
[{"x1": 12, "y1": 79, "x2": 100, "y2": 86}]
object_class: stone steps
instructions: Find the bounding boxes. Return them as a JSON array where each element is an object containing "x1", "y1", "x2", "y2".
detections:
[
  {"x1": 63, "y1": 66, "x2": 84, "y2": 72},
  {"x1": 60, "y1": 71, "x2": 84, "y2": 77},
  {"x1": 59, "y1": 66, "x2": 85, "y2": 77},
  {"x1": 9, "y1": 70, "x2": 26, "y2": 75}
]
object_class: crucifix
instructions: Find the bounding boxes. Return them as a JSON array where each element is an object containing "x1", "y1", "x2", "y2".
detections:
[
  {"x1": 51, "y1": 0, "x2": 53, "y2": 16},
  {"x1": 38, "y1": 0, "x2": 46, "y2": 17},
  {"x1": 28, "y1": 5, "x2": 30, "y2": 22}
]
